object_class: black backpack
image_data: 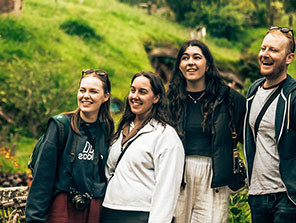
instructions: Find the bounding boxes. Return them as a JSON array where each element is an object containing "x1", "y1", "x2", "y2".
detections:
[{"x1": 28, "y1": 114, "x2": 70, "y2": 173}]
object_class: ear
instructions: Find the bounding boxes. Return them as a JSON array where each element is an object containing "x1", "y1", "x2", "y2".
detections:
[
  {"x1": 286, "y1": 52, "x2": 295, "y2": 65},
  {"x1": 153, "y1": 94, "x2": 160, "y2": 104},
  {"x1": 103, "y1": 92, "x2": 110, "y2": 103}
]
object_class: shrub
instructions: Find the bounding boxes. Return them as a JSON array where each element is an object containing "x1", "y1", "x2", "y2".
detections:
[
  {"x1": 246, "y1": 3, "x2": 269, "y2": 27},
  {"x1": 184, "y1": 4, "x2": 245, "y2": 41},
  {"x1": 229, "y1": 189, "x2": 251, "y2": 222},
  {"x1": 0, "y1": 147, "x2": 21, "y2": 173},
  {"x1": 237, "y1": 53, "x2": 261, "y2": 83},
  {"x1": 60, "y1": 19, "x2": 102, "y2": 41},
  {"x1": 0, "y1": 17, "x2": 33, "y2": 42},
  {"x1": 0, "y1": 63, "x2": 75, "y2": 138}
]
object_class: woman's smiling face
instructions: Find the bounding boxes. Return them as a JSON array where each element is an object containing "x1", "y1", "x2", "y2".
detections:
[
  {"x1": 128, "y1": 75, "x2": 159, "y2": 121},
  {"x1": 77, "y1": 76, "x2": 109, "y2": 122},
  {"x1": 179, "y1": 45, "x2": 208, "y2": 87}
]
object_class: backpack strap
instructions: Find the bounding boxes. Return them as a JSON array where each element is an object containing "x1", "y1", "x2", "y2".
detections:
[
  {"x1": 109, "y1": 134, "x2": 141, "y2": 180},
  {"x1": 50, "y1": 114, "x2": 71, "y2": 160},
  {"x1": 254, "y1": 84, "x2": 283, "y2": 139},
  {"x1": 28, "y1": 114, "x2": 71, "y2": 173}
]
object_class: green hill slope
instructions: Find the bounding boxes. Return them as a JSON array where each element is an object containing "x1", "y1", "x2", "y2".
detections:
[
  {"x1": 1, "y1": 0, "x2": 188, "y2": 99},
  {"x1": 0, "y1": 0, "x2": 245, "y2": 101}
]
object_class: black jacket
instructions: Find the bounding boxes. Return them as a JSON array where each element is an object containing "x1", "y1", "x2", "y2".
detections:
[
  {"x1": 182, "y1": 84, "x2": 246, "y2": 188},
  {"x1": 25, "y1": 114, "x2": 109, "y2": 223}
]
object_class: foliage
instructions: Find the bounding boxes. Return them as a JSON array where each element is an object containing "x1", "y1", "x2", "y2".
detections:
[
  {"x1": 0, "y1": 18, "x2": 33, "y2": 42},
  {"x1": 283, "y1": 0, "x2": 296, "y2": 13},
  {"x1": 165, "y1": 0, "x2": 193, "y2": 21},
  {"x1": 0, "y1": 0, "x2": 187, "y2": 138},
  {"x1": 237, "y1": 53, "x2": 261, "y2": 83},
  {"x1": 0, "y1": 130, "x2": 23, "y2": 173},
  {"x1": 185, "y1": 3, "x2": 245, "y2": 40},
  {"x1": 0, "y1": 147, "x2": 21, "y2": 173},
  {"x1": 1, "y1": 61, "x2": 75, "y2": 138},
  {"x1": 246, "y1": 2, "x2": 269, "y2": 27},
  {"x1": 228, "y1": 143, "x2": 251, "y2": 222},
  {"x1": 229, "y1": 189, "x2": 251, "y2": 222},
  {"x1": 60, "y1": 18, "x2": 103, "y2": 41},
  {"x1": 118, "y1": 0, "x2": 166, "y2": 6}
]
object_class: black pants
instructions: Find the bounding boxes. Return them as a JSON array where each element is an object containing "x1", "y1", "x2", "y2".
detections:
[
  {"x1": 101, "y1": 207, "x2": 149, "y2": 223},
  {"x1": 248, "y1": 192, "x2": 296, "y2": 223}
]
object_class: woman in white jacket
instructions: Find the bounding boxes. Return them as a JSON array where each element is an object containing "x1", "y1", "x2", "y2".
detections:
[{"x1": 102, "y1": 71, "x2": 185, "y2": 223}]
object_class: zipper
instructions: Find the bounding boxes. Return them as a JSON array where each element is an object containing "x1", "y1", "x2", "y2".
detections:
[
  {"x1": 244, "y1": 95, "x2": 255, "y2": 186},
  {"x1": 277, "y1": 90, "x2": 287, "y2": 142},
  {"x1": 287, "y1": 93, "x2": 291, "y2": 132},
  {"x1": 210, "y1": 97, "x2": 222, "y2": 188}
]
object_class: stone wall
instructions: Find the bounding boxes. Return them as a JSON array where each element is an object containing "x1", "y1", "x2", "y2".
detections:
[{"x1": 0, "y1": 0, "x2": 23, "y2": 15}]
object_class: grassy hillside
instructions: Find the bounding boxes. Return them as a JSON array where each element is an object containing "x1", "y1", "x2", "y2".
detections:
[
  {"x1": 0, "y1": 1, "x2": 176, "y2": 100},
  {"x1": 0, "y1": 0, "x2": 251, "y2": 102}
]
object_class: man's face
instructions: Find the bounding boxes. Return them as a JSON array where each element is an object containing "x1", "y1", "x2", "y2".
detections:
[{"x1": 258, "y1": 33, "x2": 292, "y2": 81}]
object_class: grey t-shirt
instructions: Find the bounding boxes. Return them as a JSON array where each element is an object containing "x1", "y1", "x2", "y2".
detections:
[{"x1": 248, "y1": 85, "x2": 286, "y2": 195}]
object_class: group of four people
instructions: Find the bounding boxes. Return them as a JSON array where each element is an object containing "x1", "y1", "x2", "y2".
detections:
[{"x1": 25, "y1": 26, "x2": 296, "y2": 223}]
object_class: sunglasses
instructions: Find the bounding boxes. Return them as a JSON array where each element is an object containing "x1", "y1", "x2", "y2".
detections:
[
  {"x1": 82, "y1": 69, "x2": 108, "y2": 77},
  {"x1": 269, "y1": 26, "x2": 295, "y2": 53}
]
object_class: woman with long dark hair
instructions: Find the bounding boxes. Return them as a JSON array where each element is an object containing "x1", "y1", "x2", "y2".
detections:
[
  {"x1": 102, "y1": 71, "x2": 184, "y2": 223},
  {"x1": 26, "y1": 69, "x2": 114, "y2": 223},
  {"x1": 167, "y1": 40, "x2": 246, "y2": 222}
]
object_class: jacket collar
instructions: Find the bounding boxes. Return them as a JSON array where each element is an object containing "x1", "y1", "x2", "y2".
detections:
[
  {"x1": 248, "y1": 74, "x2": 296, "y2": 98},
  {"x1": 121, "y1": 119, "x2": 158, "y2": 147},
  {"x1": 213, "y1": 83, "x2": 230, "y2": 107},
  {"x1": 80, "y1": 117, "x2": 107, "y2": 137}
]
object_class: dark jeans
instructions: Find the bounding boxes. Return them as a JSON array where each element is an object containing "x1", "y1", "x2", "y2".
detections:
[
  {"x1": 248, "y1": 192, "x2": 296, "y2": 223},
  {"x1": 101, "y1": 207, "x2": 149, "y2": 223}
]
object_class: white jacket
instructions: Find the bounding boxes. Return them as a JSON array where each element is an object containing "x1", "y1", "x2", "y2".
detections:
[{"x1": 103, "y1": 119, "x2": 184, "y2": 223}]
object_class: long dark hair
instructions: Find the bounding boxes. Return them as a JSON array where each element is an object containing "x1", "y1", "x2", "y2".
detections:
[
  {"x1": 167, "y1": 39, "x2": 225, "y2": 136},
  {"x1": 63, "y1": 70, "x2": 114, "y2": 143},
  {"x1": 113, "y1": 71, "x2": 171, "y2": 142}
]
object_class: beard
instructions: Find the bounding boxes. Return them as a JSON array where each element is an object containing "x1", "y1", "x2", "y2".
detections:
[{"x1": 260, "y1": 58, "x2": 286, "y2": 81}]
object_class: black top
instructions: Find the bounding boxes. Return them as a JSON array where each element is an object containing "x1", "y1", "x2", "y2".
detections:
[{"x1": 185, "y1": 91, "x2": 211, "y2": 156}]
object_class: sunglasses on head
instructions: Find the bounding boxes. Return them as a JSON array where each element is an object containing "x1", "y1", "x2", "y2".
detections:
[
  {"x1": 82, "y1": 69, "x2": 108, "y2": 77},
  {"x1": 269, "y1": 26, "x2": 295, "y2": 53}
]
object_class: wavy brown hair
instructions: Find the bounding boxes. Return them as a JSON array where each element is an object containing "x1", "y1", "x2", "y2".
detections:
[{"x1": 167, "y1": 40, "x2": 226, "y2": 136}]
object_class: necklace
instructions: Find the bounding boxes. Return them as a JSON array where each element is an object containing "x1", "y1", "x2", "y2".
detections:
[{"x1": 187, "y1": 92, "x2": 205, "y2": 104}]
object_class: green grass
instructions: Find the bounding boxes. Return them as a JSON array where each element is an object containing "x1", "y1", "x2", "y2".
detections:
[{"x1": 0, "y1": 0, "x2": 247, "y2": 103}]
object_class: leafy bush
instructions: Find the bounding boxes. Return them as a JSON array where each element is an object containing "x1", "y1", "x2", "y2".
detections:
[
  {"x1": 246, "y1": 3, "x2": 269, "y2": 27},
  {"x1": 185, "y1": 4, "x2": 245, "y2": 41},
  {"x1": 0, "y1": 63, "x2": 75, "y2": 138},
  {"x1": 60, "y1": 19, "x2": 102, "y2": 41},
  {"x1": 237, "y1": 53, "x2": 261, "y2": 83},
  {"x1": 0, "y1": 17, "x2": 33, "y2": 42},
  {"x1": 0, "y1": 147, "x2": 21, "y2": 173},
  {"x1": 229, "y1": 143, "x2": 251, "y2": 222},
  {"x1": 165, "y1": 0, "x2": 193, "y2": 21},
  {"x1": 229, "y1": 189, "x2": 251, "y2": 222}
]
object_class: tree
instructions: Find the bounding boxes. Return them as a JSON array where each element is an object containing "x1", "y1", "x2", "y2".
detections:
[
  {"x1": 283, "y1": 0, "x2": 296, "y2": 26},
  {"x1": 0, "y1": 63, "x2": 75, "y2": 138},
  {"x1": 165, "y1": 0, "x2": 194, "y2": 21}
]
